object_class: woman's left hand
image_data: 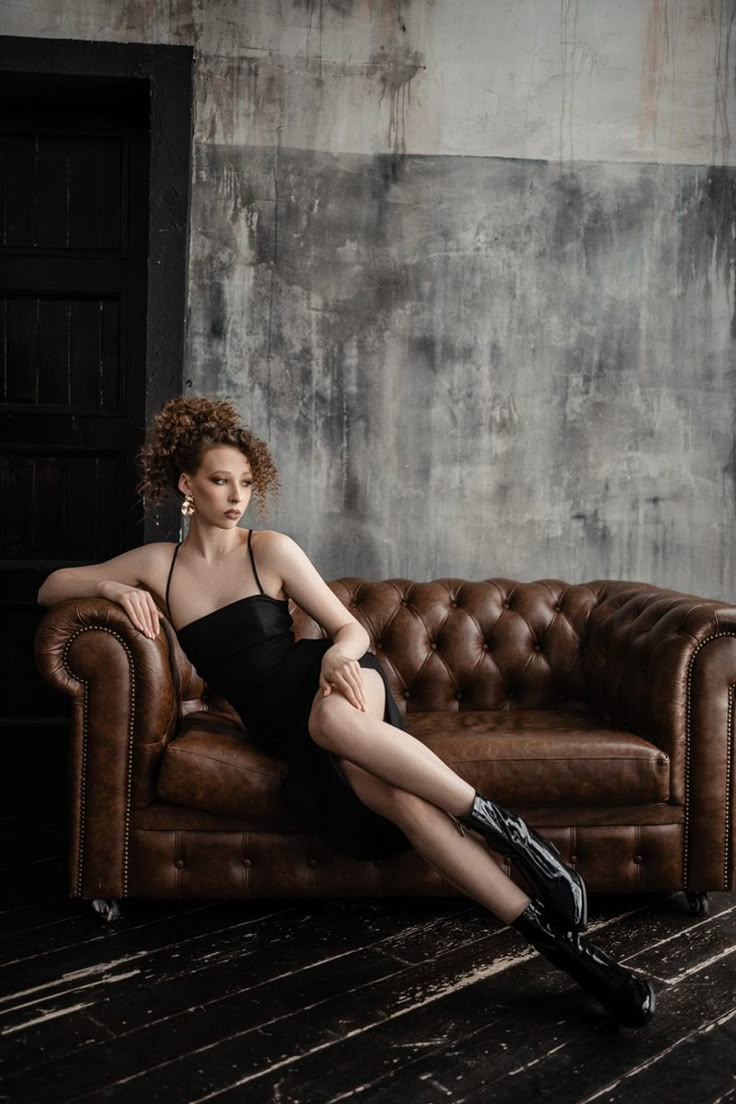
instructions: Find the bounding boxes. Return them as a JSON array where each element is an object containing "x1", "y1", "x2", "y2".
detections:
[{"x1": 319, "y1": 647, "x2": 367, "y2": 711}]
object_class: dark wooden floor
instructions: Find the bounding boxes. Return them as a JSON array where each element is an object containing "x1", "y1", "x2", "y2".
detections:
[{"x1": 1, "y1": 886, "x2": 735, "y2": 1103}]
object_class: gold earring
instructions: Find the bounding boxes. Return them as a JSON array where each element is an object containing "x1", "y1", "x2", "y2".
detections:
[{"x1": 181, "y1": 492, "x2": 196, "y2": 516}]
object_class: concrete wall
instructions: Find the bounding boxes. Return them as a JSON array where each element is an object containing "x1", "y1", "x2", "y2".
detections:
[{"x1": 3, "y1": 0, "x2": 735, "y2": 597}]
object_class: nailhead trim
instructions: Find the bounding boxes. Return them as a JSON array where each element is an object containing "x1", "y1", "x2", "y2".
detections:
[
  {"x1": 728, "y1": 685, "x2": 735, "y2": 888},
  {"x1": 684, "y1": 632, "x2": 736, "y2": 891},
  {"x1": 78, "y1": 682, "x2": 89, "y2": 897},
  {"x1": 62, "y1": 625, "x2": 136, "y2": 898}
]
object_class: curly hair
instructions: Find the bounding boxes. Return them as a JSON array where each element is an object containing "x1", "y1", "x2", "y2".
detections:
[{"x1": 136, "y1": 395, "x2": 280, "y2": 519}]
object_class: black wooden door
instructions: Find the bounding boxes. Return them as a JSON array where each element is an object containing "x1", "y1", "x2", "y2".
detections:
[{"x1": 0, "y1": 72, "x2": 150, "y2": 900}]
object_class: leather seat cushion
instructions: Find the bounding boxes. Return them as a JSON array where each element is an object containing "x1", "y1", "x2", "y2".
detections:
[
  {"x1": 156, "y1": 713, "x2": 293, "y2": 822},
  {"x1": 409, "y1": 709, "x2": 670, "y2": 805},
  {"x1": 155, "y1": 708, "x2": 670, "y2": 821}
]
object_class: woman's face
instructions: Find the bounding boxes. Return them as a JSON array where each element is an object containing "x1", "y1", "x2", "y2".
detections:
[{"x1": 179, "y1": 445, "x2": 253, "y2": 527}]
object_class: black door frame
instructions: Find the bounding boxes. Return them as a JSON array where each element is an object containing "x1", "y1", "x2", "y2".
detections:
[{"x1": 0, "y1": 34, "x2": 193, "y2": 542}]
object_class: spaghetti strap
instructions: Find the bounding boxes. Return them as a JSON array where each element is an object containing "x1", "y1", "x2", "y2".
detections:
[
  {"x1": 247, "y1": 528, "x2": 265, "y2": 595},
  {"x1": 165, "y1": 540, "x2": 183, "y2": 622}
]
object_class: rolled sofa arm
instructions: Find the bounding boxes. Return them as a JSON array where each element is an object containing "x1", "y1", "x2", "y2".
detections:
[
  {"x1": 584, "y1": 580, "x2": 736, "y2": 891},
  {"x1": 34, "y1": 597, "x2": 189, "y2": 898}
]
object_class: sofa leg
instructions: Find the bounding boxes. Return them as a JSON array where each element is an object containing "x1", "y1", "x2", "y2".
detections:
[
  {"x1": 91, "y1": 898, "x2": 121, "y2": 922},
  {"x1": 684, "y1": 891, "x2": 709, "y2": 917}
]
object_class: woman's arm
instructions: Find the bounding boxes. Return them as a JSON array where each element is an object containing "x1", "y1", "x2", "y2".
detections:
[
  {"x1": 329, "y1": 621, "x2": 371, "y2": 661},
  {"x1": 37, "y1": 544, "x2": 165, "y2": 639},
  {"x1": 37, "y1": 570, "x2": 110, "y2": 603},
  {"x1": 264, "y1": 531, "x2": 371, "y2": 710}
]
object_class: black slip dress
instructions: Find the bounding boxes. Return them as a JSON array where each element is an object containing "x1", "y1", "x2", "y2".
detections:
[{"x1": 164, "y1": 529, "x2": 413, "y2": 861}]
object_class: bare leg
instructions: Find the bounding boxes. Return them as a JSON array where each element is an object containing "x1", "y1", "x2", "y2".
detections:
[
  {"x1": 338, "y1": 757, "x2": 531, "y2": 926},
  {"x1": 309, "y1": 671, "x2": 476, "y2": 816},
  {"x1": 311, "y1": 671, "x2": 532, "y2": 922}
]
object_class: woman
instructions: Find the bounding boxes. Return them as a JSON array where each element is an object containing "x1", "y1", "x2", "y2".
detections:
[{"x1": 38, "y1": 396, "x2": 655, "y2": 1029}]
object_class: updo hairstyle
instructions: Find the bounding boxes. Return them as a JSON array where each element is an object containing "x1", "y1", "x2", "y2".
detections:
[{"x1": 136, "y1": 395, "x2": 280, "y2": 519}]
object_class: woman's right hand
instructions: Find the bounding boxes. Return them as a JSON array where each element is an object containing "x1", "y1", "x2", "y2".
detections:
[{"x1": 98, "y1": 580, "x2": 161, "y2": 639}]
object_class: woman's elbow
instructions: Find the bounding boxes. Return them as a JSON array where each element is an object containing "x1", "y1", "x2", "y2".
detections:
[
  {"x1": 36, "y1": 578, "x2": 53, "y2": 606},
  {"x1": 356, "y1": 620, "x2": 371, "y2": 651},
  {"x1": 37, "y1": 570, "x2": 61, "y2": 607}
]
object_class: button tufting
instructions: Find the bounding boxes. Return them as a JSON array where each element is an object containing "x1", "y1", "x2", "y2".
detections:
[
  {"x1": 405, "y1": 689, "x2": 411, "y2": 698},
  {"x1": 634, "y1": 855, "x2": 643, "y2": 863},
  {"x1": 570, "y1": 854, "x2": 577, "y2": 863},
  {"x1": 243, "y1": 858, "x2": 252, "y2": 867},
  {"x1": 308, "y1": 857, "x2": 318, "y2": 866},
  {"x1": 451, "y1": 600, "x2": 458, "y2": 608},
  {"x1": 533, "y1": 644, "x2": 541, "y2": 651},
  {"x1": 456, "y1": 692, "x2": 462, "y2": 700},
  {"x1": 431, "y1": 642, "x2": 437, "y2": 650},
  {"x1": 175, "y1": 859, "x2": 184, "y2": 869},
  {"x1": 503, "y1": 601, "x2": 510, "y2": 609},
  {"x1": 554, "y1": 604, "x2": 561, "y2": 612},
  {"x1": 482, "y1": 643, "x2": 488, "y2": 651}
]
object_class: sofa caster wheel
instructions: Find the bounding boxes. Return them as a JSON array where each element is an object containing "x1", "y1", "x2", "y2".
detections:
[
  {"x1": 685, "y1": 891, "x2": 709, "y2": 916},
  {"x1": 91, "y1": 898, "x2": 121, "y2": 922}
]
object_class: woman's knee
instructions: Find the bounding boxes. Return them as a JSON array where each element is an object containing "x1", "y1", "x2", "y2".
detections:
[
  {"x1": 307, "y1": 668, "x2": 386, "y2": 749},
  {"x1": 307, "y1": 699, "x2": 335, "y2": 748},
  {"x1": 308, "y1": 695, "x2": 357, "y2": 750}
]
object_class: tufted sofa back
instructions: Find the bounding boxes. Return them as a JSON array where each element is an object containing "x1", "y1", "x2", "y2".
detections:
[{"x1": 293, "y1": 577, "x2": 609, "y2": 715}]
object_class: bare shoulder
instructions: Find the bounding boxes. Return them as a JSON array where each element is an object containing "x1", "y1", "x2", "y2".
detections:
[
  {"x1": 252, "y1": 529, "x2": 305, "y2": 564},
  {"x1": 142, "y1": 540, "x2": 180, "y2": 557},
  {"x1": 137, "y1": 540, "x2": 180, "y2": 565},
  {"x1": 250, "y1": 530, "x2": 317, "y2": 595},
  {"x1": 133, "y1": 541, "x2": 180, "y2": 590},
  {"x1": 252, "y1": 529, "x2": 294, "y2": 550}
]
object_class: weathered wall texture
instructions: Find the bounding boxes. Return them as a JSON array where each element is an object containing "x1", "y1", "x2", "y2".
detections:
[{"x1": 3, "y1": 0, "x2": 736, "y2": 596}]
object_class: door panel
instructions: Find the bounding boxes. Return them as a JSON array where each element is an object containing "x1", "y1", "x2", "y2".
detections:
[
  {"x1": 2, "y1": 132, "x2": 123, "y2": 250},
  {"x1": 1, "y1": 294, "x2": 122, "y2": 406},
  {"x1": 0, "y1": 71, "x2": 150, "y2": 900}
]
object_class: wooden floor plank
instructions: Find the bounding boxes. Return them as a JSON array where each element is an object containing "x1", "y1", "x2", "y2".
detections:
[
  {"x1": 0, "y1": 901, "x2": 75, "y2": 935},
  {"x1": 0, "y1": 914, "x2": 508, "y2": 1100},
  {"x1": 0, "y1": 899, "x2": 271, "y2": 967},
  {"x1": 0, "y1": 901, "x2": 471, "y2": 1094},
  {"x1": 570, "y1": 1006, "x2": 736, "y2": 1104},
  {"x1": 0, "y1": 891, "x2": 733, "y2": 1104},
  {"x1": 0, "y1": 899, "x2": 291, "y2": 984},
  {"x1": 313, "y1": 895, "x2": 736, "y2": 1104},
  {"x1": 0, "y1": 896, "x2": 238, "y2": 941},
  {"x1": 0, "y1": 899, "x2": 467, "y2": 1039},
  {"x1": 198, "y1": 894, "x2": 736, "y2": 1104},
  {"x1": 13, "y1": 903, "x2": 658, "y2": 1103}
]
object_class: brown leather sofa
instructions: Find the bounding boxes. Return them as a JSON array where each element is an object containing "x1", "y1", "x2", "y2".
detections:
[{"x1": 34, "y1": 575, "x2": 736, "y2": 917}]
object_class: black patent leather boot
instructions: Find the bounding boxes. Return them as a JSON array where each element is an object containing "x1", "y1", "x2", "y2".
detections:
[
  {"x1": 458, "y1": 792, "x2": 588, "y2": 930},
  {"x1": 512, "y1": 898, "x2": 656, "y2": 1028}
]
